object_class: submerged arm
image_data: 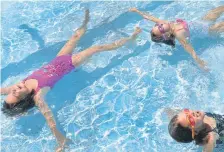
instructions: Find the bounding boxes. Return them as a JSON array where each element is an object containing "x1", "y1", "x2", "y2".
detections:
[
  {"x1": 177, "y1": 36, "x2": 208, "y2": 71},
  {"x1": 129, "y1": 8, "x2": 167, "y2": 23},
  {"x1": 34, "y1": 94, "x2": 67, "y2": 151}
]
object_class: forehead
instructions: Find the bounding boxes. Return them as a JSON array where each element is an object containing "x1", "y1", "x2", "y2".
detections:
[
  {"x1": 152, "y1": 26, "x2": 161, "y2": 35},
  {"x1": 5, "y1": 94, "x2": 19, "y2": 104}
]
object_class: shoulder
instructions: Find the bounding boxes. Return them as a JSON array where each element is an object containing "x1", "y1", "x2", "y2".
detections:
[
  {"x1": 204, "y1": 115, "x2": 217, "y2": 128},
  {"x1": 204, "y1": 121, "x2": 219, "y2": 144},
  {"x1": 202, "y1": 132, "x2": 216, "y2": 152},
  {"x1": 207, "y1": 132, "x2": 217, "y2": 146},
  {"x1": 33, "y1": 87, "x2": 50, "y2": 104}
]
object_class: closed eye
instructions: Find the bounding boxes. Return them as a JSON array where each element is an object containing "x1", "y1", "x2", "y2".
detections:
[{"x1": 16, "y1": 85, "x2": 22, "y2": 89}]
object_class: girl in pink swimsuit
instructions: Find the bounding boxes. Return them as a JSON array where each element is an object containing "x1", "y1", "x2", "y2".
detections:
[
  {"x1": 129, "y1": 6, "x2": 224, "y2": 71},
  {"x1": 0, "y1": 10, "x2": 141, "y2": 152}
]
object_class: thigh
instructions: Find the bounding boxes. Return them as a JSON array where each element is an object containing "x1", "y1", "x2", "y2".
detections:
[
  {"x1": 209, "y1": 22, "x2": 224, "y2": 33},
  {"x1": 71, "y1": 47, "x2": 100, "y2": 67}
]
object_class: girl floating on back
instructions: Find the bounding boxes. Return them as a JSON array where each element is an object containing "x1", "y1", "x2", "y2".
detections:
[
  {"x1": 0, "y1": 10, "x2": 141, "y2": 152},
  {"x1": 129, "y1": 6, "x2": 224, "y2": 70},
  {"x1": 168, "y1": 109, "x2": 224, "y2": 152}
]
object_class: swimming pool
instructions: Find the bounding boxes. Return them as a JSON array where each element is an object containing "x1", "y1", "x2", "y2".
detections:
[{"x1": 1, "y1": 1, "x2": 224, "y2": 152}]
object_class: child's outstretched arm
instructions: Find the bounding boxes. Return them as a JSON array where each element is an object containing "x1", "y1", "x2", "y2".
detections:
[
  {"x1": 34, "y1": 94, "x2": 68, "y2": 152},
  {"x1": 176, "y1": 36, "x2": 209, "y2": 71},
  {"x1": 129, "y1": 8, "x2": 167, "y2": 23}
]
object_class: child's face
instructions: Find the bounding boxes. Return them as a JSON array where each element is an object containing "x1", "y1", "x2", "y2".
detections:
[
  {"x1": 178, "y1": 109, "x2": 205, "y2": 129},
  {"x1": 5, "y1": 82, "x2": 30, "y2": 104}
]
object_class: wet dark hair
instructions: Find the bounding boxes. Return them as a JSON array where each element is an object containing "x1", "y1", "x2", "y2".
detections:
[
  {"x1": 194, "y1": 128, "x2": 210, "y2": 145},
  {"x1": 168, "y1": 115, "x2": 193, "y2": 143},
  {"x1": 2, "y1": 90, "x2": 36, "y2": 116},
  {"x1": 151, "y1": 32, "x2": 175, "y2": 47},
  {"x1": 168, "y1": 115, "x2": 211, "y2": 145}
]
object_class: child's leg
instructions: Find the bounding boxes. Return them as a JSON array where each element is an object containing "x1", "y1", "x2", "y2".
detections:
[
  {"x1": 72, "y1": 27, "x2": 141, "y2": 67},
  {"x1": 57, "y1": 10, "x2": 89, "y2": 57},
  {"x1": 202, "y1": 6, "x2": 224, "y2": 21},
  {"x1": 209, "y1": 21, "x2": 224, "y2": 33}
]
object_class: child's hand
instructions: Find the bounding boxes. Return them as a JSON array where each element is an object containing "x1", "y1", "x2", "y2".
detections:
[
  {"x1": 55, "y1": 137, "x2": 73, "y2": 152},
  {"x1": 197, "y1": 59, "x2": 210, "y2": 72},
  {"x1": 54, "y1": 129, "x2": 68, "y2": 152}
]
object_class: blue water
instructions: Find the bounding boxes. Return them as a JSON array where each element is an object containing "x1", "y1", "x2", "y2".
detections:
[{"x1": 1, "y1": 1, "x2": 224, "y2": 152}]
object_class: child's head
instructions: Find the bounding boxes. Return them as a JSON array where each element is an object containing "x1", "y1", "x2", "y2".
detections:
[
  {"x1": 2, "y1": 82, "x2": 36, "y2": 116},
  {"x1": 168, "y1": 109, "x2": 207, "y2": 144},
  {"x1": 151, "y1": 22, "x2": 175, "y2": 47}
]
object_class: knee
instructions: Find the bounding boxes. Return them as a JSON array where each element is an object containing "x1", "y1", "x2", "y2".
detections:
[{"x1": 71, "y1": 54, "x2": 83, "y2": 67}]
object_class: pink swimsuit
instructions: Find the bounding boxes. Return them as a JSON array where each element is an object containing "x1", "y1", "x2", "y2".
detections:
[
  {"x1": 24, "y1": 55, "x2": 75, "y2": 93},
  {"x1": 174, "y1": 19, "x2": 190, "y2": 37}
]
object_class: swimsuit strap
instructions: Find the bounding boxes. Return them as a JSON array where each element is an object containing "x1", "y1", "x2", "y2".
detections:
[
  {"x1": 206, "y1": 127, "x2": 218, "y2": 134},
  {"x1": 205, "y1": 112, "x2": 224, "y2": 143}
]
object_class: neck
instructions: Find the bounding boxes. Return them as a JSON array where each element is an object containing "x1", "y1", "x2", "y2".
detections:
[
  {"x1": 195, "y1": 122, "x2": 207, "y2": 134},
  {"x1": 24, "y1": 81, "x2": 33, "y2": 93}
]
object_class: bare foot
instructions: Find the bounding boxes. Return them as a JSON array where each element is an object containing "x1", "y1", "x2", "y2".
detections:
[{"x1": 131, "y1": 27, "x2": 142, "y2": 39}]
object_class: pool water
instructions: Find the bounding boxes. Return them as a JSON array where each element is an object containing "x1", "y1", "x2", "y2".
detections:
[{"x1": 1, "y1": 1, "x2": 224, "y2": 152}]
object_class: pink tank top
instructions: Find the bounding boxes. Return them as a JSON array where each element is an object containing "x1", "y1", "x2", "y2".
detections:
[{"x1": 24, "y1": 55, "x2": 75, "y2": 93}]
